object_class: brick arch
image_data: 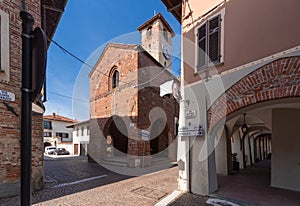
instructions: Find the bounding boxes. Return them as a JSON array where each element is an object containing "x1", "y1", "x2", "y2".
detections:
[{"x1": 208, "y1": 56, "x2": 300, "y2": 131}]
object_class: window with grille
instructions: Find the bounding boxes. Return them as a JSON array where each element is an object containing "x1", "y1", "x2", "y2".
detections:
[{"x1": 196, "y1": 13, "x2": 224, "y2": 72}]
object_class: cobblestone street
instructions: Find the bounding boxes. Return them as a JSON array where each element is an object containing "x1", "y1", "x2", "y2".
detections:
[{"x1": 0, "y1": 156, "x2": 179, "y2": 206}]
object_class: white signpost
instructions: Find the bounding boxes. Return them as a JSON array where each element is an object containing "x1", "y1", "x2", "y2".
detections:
[
  {"x1": 179, "y1": 125, "x2": 203, "y2": 137},
  {"x1": 0, "y1": 90, "x2": 15, "y2": 102}
]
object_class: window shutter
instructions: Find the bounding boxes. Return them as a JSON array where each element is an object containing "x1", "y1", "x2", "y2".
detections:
[
  {"x1": 208, "y1": 16, "x2": 220, "y2": 63},
  {"x1": 0, "y1": 11, "x2": 10, "y2": 81},
  {"x1": 197, "y1": 23, "x2": 207, "y2": 70}
]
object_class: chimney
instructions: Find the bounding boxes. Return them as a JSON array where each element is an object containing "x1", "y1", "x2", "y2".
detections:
[{"x1": 53, "y1": 113, "x2": 56, "y2": 117}]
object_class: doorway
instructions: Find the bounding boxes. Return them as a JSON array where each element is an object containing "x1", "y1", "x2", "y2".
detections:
[
  {"x1": 108, "y1": 116, "x2": 128, "y2": 155},
  {"x1": 150, "y1": 119, "x2": 168, "y2": 157}
]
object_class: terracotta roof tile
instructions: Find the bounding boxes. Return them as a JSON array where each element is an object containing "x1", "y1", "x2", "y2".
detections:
[{"x1": 43, "y1": 113, "x2": 78, "y2": 123}]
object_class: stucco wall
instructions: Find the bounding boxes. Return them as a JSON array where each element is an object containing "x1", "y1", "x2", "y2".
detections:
[
  {"x1": 271, "y1": 108, "x2": 300, "y2": 192},
  {"x1": 215, "y1": 128, "x2": 228, "y2": 175},
  {"x1": 73, "y1": 122, "x2": 90, "y2": 144},
  {"x1": 182, "y1": 0, "x2": 300, "y2": 84}
]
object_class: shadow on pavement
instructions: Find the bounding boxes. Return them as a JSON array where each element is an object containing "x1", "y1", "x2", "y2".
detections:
[{"x1": 0, "y1": 156, "x2": 132, "y2": 206}]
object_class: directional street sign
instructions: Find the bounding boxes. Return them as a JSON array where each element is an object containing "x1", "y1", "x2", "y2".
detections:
[{"x1": 178, "y1": 125, "x2": 204, "y2": 137}]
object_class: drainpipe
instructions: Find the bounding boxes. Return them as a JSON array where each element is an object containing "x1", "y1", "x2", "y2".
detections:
[{"x1": 20, "y1": 10, "x2": 34, "y2": 206}]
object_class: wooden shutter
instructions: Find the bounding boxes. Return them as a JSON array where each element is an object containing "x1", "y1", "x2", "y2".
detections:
[
  {"x1": 208, "y1": 15, "x2": 220, "y2": 63},
  {"x1": 197, "y1": 23, "x2": 207, "y2": 70}
]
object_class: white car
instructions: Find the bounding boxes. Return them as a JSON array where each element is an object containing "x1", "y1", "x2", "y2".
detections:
[{"x1": 44, "y1": 146, "x2": 57, "y2": 155}]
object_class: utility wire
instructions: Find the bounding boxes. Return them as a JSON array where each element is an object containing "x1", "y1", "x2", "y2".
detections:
[
  {"x1": 47, "y1": 40, "x2": 181, "y2": 104},
  {"x1": 48, "y1": 90, "x2": 89, "y2": 104},
  {"x1": 50, "y1": 39, "x2": 181, "y2": 88},
  {"x1": 50, "y1": 39, "x2": 131, "y2": 85}
]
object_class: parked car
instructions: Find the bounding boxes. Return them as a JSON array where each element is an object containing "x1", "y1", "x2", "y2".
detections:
[
  {"x1": 53, "y1": 148, "x2": 70, "y2": 155},
  {"x1": 44, "y1": 146, "x2": 57, "y2": 155}
]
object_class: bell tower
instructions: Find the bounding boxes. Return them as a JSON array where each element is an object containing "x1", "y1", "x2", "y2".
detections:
[{"x1": 138, "y1": 13, "x2": 174, "y2": 69}]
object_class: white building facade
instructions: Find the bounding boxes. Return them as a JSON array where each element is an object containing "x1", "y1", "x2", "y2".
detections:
[
  {"x1": 43, "y1": 113, "x2": 77, "y2": 154},
  {"x1": 67, "y1": 120, "x2": 90, "y2": 156},
  {"x1": 161, "y1": 0, "x2": 300, "y2": 196}
]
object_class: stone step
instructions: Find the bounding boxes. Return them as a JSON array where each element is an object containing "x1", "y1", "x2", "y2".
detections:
[{"x1": 102, "y1": 159, "x2": 128, "y2": 167}]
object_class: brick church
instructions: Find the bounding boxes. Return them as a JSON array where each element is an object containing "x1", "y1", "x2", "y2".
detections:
[{"x1": 89, "y1": 13, "x2": 179, "y2": 168}]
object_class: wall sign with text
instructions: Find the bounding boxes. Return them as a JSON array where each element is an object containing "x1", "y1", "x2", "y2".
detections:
[{"x1": 0, "y1": 90, "x2": 15, "y2": 102}]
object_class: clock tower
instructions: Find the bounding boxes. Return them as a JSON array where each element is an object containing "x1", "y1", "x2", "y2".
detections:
[{"x1": 138, "y1": 13, "x2": 174, "y2": 69}]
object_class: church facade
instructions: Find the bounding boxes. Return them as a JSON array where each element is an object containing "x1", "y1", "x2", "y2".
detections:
[{"x1": 89, "y1": 14, "x2": 179, "y2": 168}]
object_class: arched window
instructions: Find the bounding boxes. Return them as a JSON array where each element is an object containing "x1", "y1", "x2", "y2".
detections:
[
  {"x1": 112, "y1": 70, "x2": 119, "y2": 88},
  {"x1": 147, "y1": 26, "x2": 152, "y2": 36}
]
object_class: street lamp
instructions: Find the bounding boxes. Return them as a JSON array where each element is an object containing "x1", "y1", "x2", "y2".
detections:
[
  {"x1": 241, "y1": 124, "x2": 248, "y2": 133},
  {"x1": 241, "y1": 113, "x2": 248, "y2": 133}
]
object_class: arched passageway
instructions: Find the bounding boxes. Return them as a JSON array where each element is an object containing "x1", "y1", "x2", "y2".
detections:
[
  {"x1": 107, "y1": 116, "x2": 128, "y2": 155},
  {"x1": 210, "y1": 56, "x2": 300, "y2": 199}
]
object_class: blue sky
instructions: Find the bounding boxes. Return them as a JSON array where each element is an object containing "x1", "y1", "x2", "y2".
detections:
[{"x1": 44, "y1": 0, "x2": 181, "y2": 121}]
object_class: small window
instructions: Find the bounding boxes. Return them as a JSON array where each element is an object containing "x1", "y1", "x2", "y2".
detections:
[
  {"x1": 112, "y1": 70, "x2": 119, "y2": 88},
  {"x1": 81, "y1": 127, "x2": 84, "y2": 136},
  {"x1": 87, "y1": 126, "x2": 90, "y2": 135},
  {"x1": 76, "y1": 127, "x2": 79, "y2": 136},
  {"x1": 56, "y1": 132, "x2": 71, "y2": 142},
  {"x1": 0, "y1": 10, "x2": 10, "y2": 81},
  {"x1": 44, "y1": 132, "x2": 52, "y2": 137},
  {"x1": 147, "y1": 26, "x2": 152, "y2": 36},
  {"x1": 44, "y1": 121, "x2": 52, "y2": 129},
  {"x1": 196, "y1": 12, "x2": 224, "y2": 72}
]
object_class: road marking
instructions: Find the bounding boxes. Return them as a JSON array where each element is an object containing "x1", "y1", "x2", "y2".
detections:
[
  {"x1": 51, "y1": 175, "x2": 108, "y2": 188},
  {"x1": 155, "y1": 190, "x2": 182, "y2": 206},
  {"x1": 206, "y1": 198, "x2": 240, "y2": 206}
]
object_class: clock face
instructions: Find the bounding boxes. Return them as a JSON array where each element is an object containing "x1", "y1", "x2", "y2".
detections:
[{"x1": 162, "y1": 44, "x2": 170, "y2": 59}]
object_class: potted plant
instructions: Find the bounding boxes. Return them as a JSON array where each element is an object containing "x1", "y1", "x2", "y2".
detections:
[{"x1": 232, "y1": 153, "x2": 240, "y2": 171}]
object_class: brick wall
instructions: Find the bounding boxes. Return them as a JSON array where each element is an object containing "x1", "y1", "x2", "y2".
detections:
[
  {"x1": 89, "y1": 44, "x2": 139, "y2": 164},
  {"x1": 90, "y1": 44, "x2": 139, "y2": 119},
  {"x1": 0, "y1": 0, "x2": 43, "y2": 197},
  {"x1": 140, "y1": 18, "x2": 172, "y2": 68},
  {"x1": 89, "y1": 44, "x2": 179, "y2": 167},
  {"x1": 208, "y1": 56, "x2": 300, "y2": 131}
]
